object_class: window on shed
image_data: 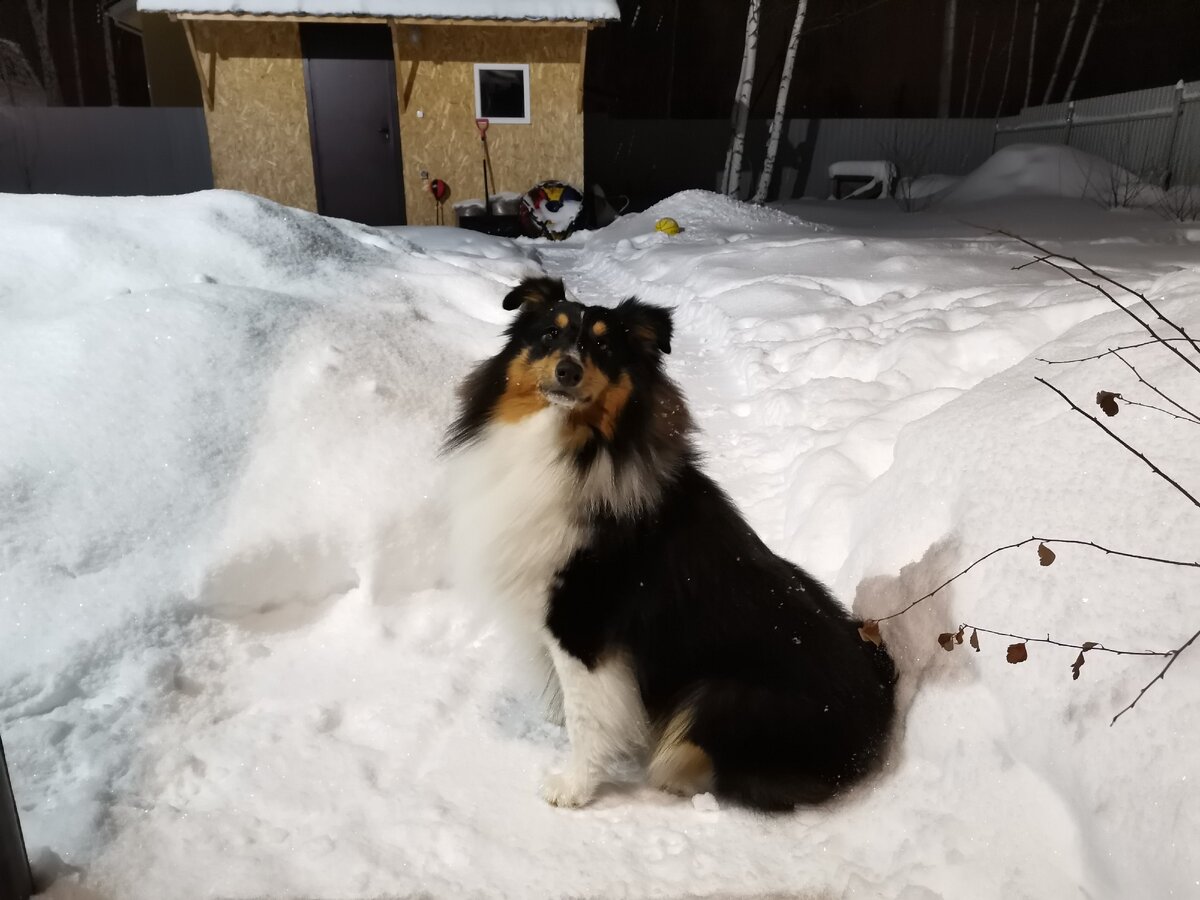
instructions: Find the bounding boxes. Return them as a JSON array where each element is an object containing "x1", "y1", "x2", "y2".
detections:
[{"x1": 474, "y1": 64, "x2": 531, "y2": 124}]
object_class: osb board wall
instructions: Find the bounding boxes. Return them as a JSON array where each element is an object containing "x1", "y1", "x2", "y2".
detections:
[
  {"x1": 191, "y1": 21, "x2": 316, "y2": 212},
  {"x1": 394, "y1": 24, "x2": 586, "y2": 227}
]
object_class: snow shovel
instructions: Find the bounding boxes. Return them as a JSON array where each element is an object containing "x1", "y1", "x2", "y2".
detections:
[{"x1": 475, "y1": 117, "x2": 495, "y2": 215}]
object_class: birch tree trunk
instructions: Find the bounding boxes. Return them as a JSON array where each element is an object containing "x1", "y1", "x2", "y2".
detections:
[
  {"x1": 25, "y1": 0, "x2": 61, "y2": 105},
  {"x1": 1063, "y1": 0, "x2": 1105, "y2": 102},
  {"x1": 1024, "y1": 0, "x2": 1039, "y2": 108},
  {"x1": 722, "y1": 0, "x2": 761, "y2": 197},
  {"x1": 971, "y1": 21, "x2": 997, "y2": 116},
  {"x1": 751, "y1": 0, "x2": 809, "y2": 204},
  {"x1": 937, "y1": 0, "x2": 958, "y2": 118},
  {"x1": 1042, "y1": 0, "x2": 1081, "y2": 104},
  {"x1": 67, "y1": 0, "x2": 83, "y2": 104},
  {"x1": 959, "y1": 10, "x2": 977, "y2": 118},
  {"x1": 102, "y1": 8, "x2": 120, "y2": 104},
  {"x1": 996, "y1": 0, "x2": 1021, "y2": 117}
]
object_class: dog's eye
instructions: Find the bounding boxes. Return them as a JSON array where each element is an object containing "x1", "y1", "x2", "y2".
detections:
[
  {"x1": 541, "y1": 328, "x2": 559, "y2": 344},
  {"x1": 594, "y1": 338, "x2": 609, "y2": 353}
]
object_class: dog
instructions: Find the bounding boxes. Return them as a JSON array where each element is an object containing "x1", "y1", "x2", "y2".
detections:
[{"x1": 445, "y1": 276, "x2": 896, "y2": 810}]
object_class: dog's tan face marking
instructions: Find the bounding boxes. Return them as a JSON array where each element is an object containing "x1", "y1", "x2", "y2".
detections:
[
  {"x1": 566, "y1": 371, "x2": 632, "y2": 446},
  {"x1": 556, "y1": 312, "x2": 570, "y2": 328},
  {"x1": 591, "y1": 320, "x2": 608, "y2": 337},
  {"x1": 495, "y1": 349, "x2": 554, "y2": 423}
]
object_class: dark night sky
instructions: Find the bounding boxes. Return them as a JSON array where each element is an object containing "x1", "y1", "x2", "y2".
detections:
[
  {"x1": 586, "y1": 0, "x2": 1200, "y2": 119},
  {"x1": 3, "y1": 0, "x2": 1197, "y2": 116},
  {"x1": 0, "y1": 0, "x2": 150, "y2": 106}
]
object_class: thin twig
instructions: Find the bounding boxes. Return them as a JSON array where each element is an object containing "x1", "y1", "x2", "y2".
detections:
[
  {"x1": 1111, "y1": 625, "x2": 1200, "y2": 725},
  {"x1": 1037, "y1": 338, "x2": 1191, "y2": 365},
  {"x1": 1036, "y1": 376, "x2": 1200, "y2": 509},
  {"x1": 1116, "y1": 395, "x2": 1200, "y2": 425},
  {"x1": 1110, "y1": 350, "x2": 1200, "y2": 423},
  {"x1": 1037, "y1": 257, "x2": 1200, "y2": 377},
  {"x1": 959, "y1": 622, "x2": 1171, "y2": 658},
  {"x1": 992, "y1": 228, "x2": 1200, "y2": 361},
  {"x1": 873, "y1": 535, "x2": 1200, "y2": 623},
  {"x1": 1036, "y1": 343, "x2": 1200, "y2": 425}
]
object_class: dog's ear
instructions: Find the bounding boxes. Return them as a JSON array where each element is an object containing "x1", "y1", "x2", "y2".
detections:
[
  {"x1": 618, "y1": 298, "x2": 673, "y2": 355},
  {"x1": 502, "y1": 277, "x2": 566, "y2": 311}
]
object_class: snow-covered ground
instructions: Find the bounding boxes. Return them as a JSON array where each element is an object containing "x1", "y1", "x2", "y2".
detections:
[{"x1": 3, "y1": 150, "x2": 1199, "y2": 899}]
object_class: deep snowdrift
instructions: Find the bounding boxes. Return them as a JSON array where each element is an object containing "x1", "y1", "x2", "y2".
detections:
[{"x1": 2, "y1": 188, "x2": 1198, "y2": 900}]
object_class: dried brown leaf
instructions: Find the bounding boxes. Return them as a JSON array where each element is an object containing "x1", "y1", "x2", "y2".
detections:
[
  {"x1": 1038, "y1": 543, "x2": 1056, "y2": 567},
  {"x1": 1071, "y1": 651, "x2": 1086, "y2": 680},
  {"x1": 938, "y1": 632, "x2": 956, "y2": 652},
  {"x1": 969, "y1": 628, "x2": 980, "y2": 652},
  {"x1": 1007, "y1": 642, "x2": 1029, "y2": 664},
  {"x1": 955, "y1": 626, "x2": 965, "y2": 645},
  {"x1": 858, "y1": 620, "x2": 882, "y2": 646},
  {"x1": 1096, "y1": 390, "x2": 1120, "y2": 417}
]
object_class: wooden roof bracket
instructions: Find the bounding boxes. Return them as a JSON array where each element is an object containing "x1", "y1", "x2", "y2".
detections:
[
  {"x1": 578, "y1": 27, "x2": 589, "y2": 113},
  {"x1": 389, "y1": 21, "x2": 420, "y2": 113},
  {"x1": 181, "y1": 19, "x2": 216, "y2": 111}
]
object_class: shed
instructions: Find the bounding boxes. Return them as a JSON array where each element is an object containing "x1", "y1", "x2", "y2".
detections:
[{"x1": 135, "y1": 0, "x2": 620, "y2": 226}]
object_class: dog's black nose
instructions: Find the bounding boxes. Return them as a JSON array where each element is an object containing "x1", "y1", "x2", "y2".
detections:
[{"x1": 555, "y1": 357, "x2": 583, "y2": 388}]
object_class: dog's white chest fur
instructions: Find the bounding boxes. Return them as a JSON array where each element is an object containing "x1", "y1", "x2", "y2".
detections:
[{"x1": 448, "y1": 408, "x2": 583, "y2": 627}]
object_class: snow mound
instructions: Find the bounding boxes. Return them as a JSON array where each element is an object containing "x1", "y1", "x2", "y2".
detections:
[
  {"x1": 939, "y1": 143, "x2": 1142, "y2": 206},
  {"x1": 587, "y1": 189, "x2": 827, "y2": 245},
  {"x1": 4, "y1": 187, "x2": 1199, "y2": 900},
  {"x1": 0, "y1": 189, "x2": 536, "y2": 875}
]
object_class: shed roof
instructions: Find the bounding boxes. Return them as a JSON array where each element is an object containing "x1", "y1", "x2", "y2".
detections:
[{"x1": 136, "y1": 0, "x2": 619, "y2": 20}]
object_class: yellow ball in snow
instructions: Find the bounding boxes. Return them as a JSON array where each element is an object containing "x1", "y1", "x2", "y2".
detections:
[{"x1": 655, "y1": 217, "x2": 681, "y2": 235}]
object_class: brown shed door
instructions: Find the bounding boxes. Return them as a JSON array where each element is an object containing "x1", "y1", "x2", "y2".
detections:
[{"x1": 301, "y1": 24, "x2": 406, "y2": 226}]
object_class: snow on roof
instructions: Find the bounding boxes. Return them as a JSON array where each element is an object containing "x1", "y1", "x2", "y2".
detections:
[{"x1": 136, "y1": 0, "x2": 620, "y2": 20}]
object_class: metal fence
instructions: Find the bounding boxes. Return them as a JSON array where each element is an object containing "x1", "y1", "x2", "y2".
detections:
[
  {"x1": 588, "y1": 80, "x2": 1200, "y2": 211},
  {"x1": 0, "y1": 106, "x2": 212, "y2": 197},
  {"x1": 1, "y1": 81, "x2": 1196, "y2": 211},
  {"x1": 993, "y1": 80, "x2": 1200, "y2": 187}
]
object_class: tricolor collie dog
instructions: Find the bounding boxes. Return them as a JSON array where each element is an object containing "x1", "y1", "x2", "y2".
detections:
[{"x1": 445, "y1": 276, "x2": 896, "y2": 811}]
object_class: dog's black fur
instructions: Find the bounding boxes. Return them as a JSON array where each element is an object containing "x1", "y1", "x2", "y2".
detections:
[{"x1": 447, "y1": 276, "x2": 896, "y2": 810}]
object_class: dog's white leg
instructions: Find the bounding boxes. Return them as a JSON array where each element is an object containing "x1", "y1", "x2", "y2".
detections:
[
  {"x1": 540, "y1": 637, "x2": 647, "y2": 808},
  {"x1": 537, "y1": 645, "x2": 565, "y2": 726}
]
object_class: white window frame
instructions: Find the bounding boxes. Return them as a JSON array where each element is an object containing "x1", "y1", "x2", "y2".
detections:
[{"x1": 473, "y1": 63, "x2": 531, "y2": 125}]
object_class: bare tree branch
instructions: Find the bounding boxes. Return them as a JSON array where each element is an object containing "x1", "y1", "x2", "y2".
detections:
[
  {"x1": 1037, "y1": 338, "x2": 1192, "y2": 365},
  {"x1": 1108, "y1": 349, "x2": 1200, "y2": 423},
  {"x1": 1036, "y1": 376, "x2": 1200, "y2": 509},
  {"x1": 990, "y1": 228, "x2": 1200, "y2": 364},
  {"x1": 1037, "y1": 342, "x2": 1200, "y2": 423},
  {"x1": 1113, "y1": 394, "x2": 1200, "y2": 425},
  {"x1": 872, "y1": 535, "x2": 1200, "y2": 624},
  {"x1": 958, "y1": 622, "x2": 1171, "y2": 658},
  {"x1": 1112, "y1": 626, "x2": 1200, "y2": 724}
]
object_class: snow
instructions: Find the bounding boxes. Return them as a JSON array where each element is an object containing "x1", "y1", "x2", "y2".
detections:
[
  {"x1": 3, "y1": 159, "x2": 1200, "y2": 899},
  {"x1": 940, "y1": 142, "x2": 1141, "y2": 206},
  {"x1": 136, "y1": 0, "x2": 619, "y2": 20}
]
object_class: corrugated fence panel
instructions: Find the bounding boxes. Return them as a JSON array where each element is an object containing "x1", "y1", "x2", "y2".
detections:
[
  {"x1": 995, "y1": 83, "x2": 1200, "y2": 186},
  {"x1": 1172, "y1": 80, "x2": 1200, "y2": 185},
  {"x1": 994, "y1": 99, "x2": 1072, "y2": 150},
  {"x1": 1071, "y1": 84, "x2": 1178, "y2": 178},
  {"x1": 3, "y1": 82, "x2": 1196, "y2": 209},
  {"x1": 0, "y1": 106, "x2": 212, "y2": 196}
]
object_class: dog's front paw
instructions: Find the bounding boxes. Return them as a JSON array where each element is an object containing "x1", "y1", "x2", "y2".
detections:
[{"x1": 540, "y1": 771, "x2": 593, "y2": 809}]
